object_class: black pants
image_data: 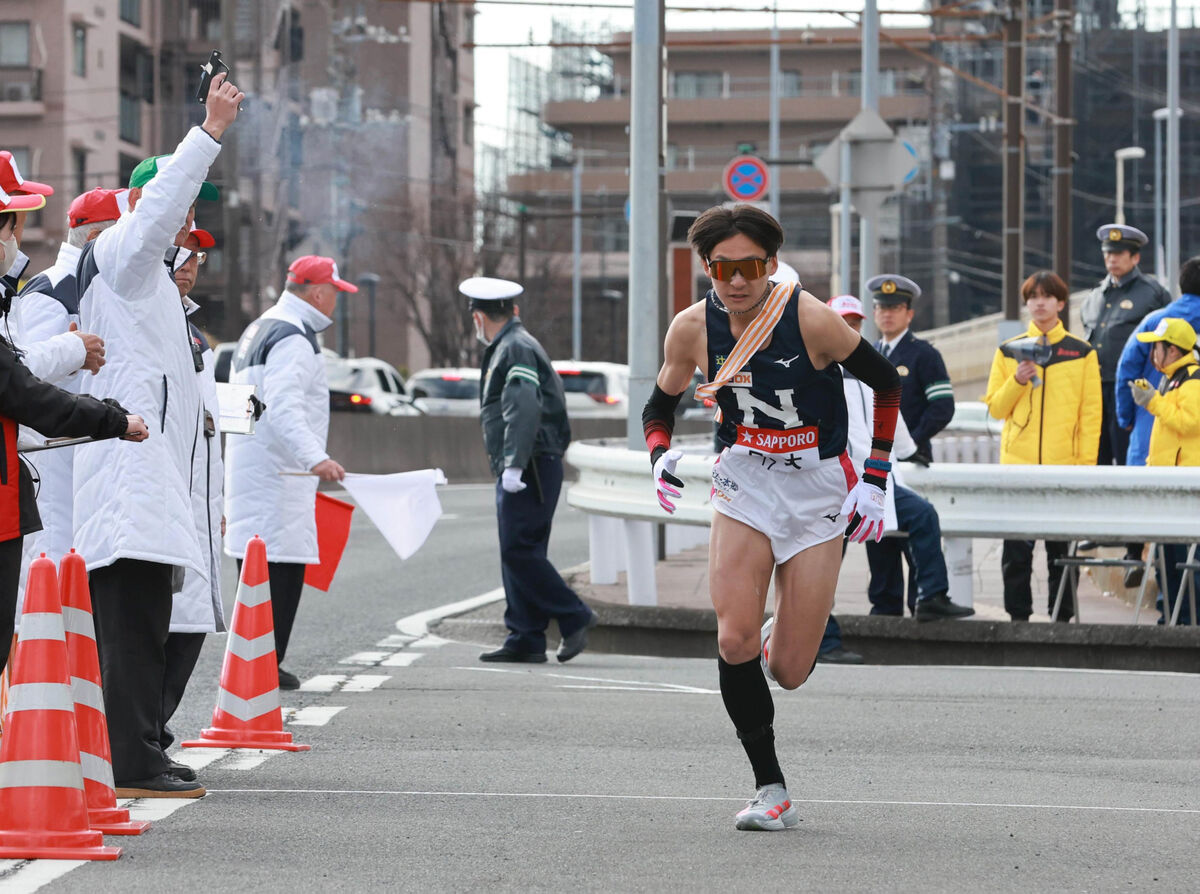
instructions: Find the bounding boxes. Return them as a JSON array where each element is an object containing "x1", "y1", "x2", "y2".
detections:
[
  {"x1": 159, "y1": 632, "x2": 206, "y2": 751},
  {"x1": 1001, "y1": 540, "x2": 1075, "y2": 621},
  {"x1": 236, "y1": 559, "x2": 305, "y2": 664},
  {"x1": 864, "y1": 539, "x2": 919, "y2": 616},
  {"x1": 0, "y1": 536, "x2": 21, "y2": 672},
  {"x1": 496, "y1": 454, "x2": 592, "y2": 653},
  {"x1": 1097, "y1": 384, "x2": 1131, "y2": 467},
  {"x1": 90, "y1": 558, "x2": 174, "y2": 782}
]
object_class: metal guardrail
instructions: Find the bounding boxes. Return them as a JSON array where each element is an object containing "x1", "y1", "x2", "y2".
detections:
[{"x1": 565, "y1": 439, "x2": 1200, "y2": 606}]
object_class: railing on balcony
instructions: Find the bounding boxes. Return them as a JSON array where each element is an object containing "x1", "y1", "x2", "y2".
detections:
[
  {"x1": 119, "y1": 93, "x2": 142, "y2": 145},
  {"x1": 0, "y1": 68, "x2": 43, "y2": 104},
  {"x1": 595, "y1": 71, "x2": 926, "y2": 102}
]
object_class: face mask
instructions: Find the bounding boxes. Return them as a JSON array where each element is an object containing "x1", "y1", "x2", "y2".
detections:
[
  {"x1": 473, "y1": 314, "x2": 491, "y2": 347},
  {"x1": 0, "y1": 233, "x2": 17, "y2": 278}
]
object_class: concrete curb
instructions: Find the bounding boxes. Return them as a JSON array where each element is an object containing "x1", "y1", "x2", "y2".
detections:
[{"x1": 431, "y1": 599, "x2": 1200, "y2": 674}]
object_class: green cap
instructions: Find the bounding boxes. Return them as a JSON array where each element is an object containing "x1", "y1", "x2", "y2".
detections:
[{"x1": 128, "y1": 155, "x2": 219, "y2": 201}]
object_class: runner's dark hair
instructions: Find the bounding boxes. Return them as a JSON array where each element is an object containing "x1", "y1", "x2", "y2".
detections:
[{"x1": 687, "y1": 204, "x2": 784, "y2": 262}]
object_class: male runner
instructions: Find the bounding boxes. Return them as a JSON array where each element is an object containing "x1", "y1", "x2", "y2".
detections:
[{"x1": 643, "y1": 204, "x2": 901, "y2": 830}]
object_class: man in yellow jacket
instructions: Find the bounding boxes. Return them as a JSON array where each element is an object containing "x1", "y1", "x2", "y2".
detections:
[
  {"x1": 985, "y1": 271, "x2": 1102, "y2": 621},
  {"x1": 1129, "y1": 317, "x2": 1200, "y2": 623}
]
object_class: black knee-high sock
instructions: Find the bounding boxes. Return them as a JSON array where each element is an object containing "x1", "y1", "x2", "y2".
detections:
[{"x1": 718, "y1": 656, "x2": 784, "y2": 788}]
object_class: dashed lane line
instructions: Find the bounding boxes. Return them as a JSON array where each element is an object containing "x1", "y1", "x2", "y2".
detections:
[
  {"x1": 300, "y1": 673, "x2": 391, "y2": 692},
  {"x1": 222, "y1": 750, "x2": 283, "y2": 771},
  {"x1": 379, "y1": 652, "x2": 422, "y2": 667},
  {"x1": 341, "y1": 674, "x2": 390, "y2": 692},
  {"x1": 282, "y1": 705, "x2": 346, "y2": 726},
  {"x1": 300, "y1": 674, "x2": 347, "y2": 692},
  {"x1": 339, "y1": 651, "x2": 392, "y2": 665}
]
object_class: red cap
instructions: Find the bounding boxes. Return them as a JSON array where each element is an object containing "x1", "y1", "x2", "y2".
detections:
[
  {"x1": 287, "y1": 255, "x2": 358, "y2": 292},
  {"x1": 828, "y1": 294, "x2": 866, "y2": 319},
  {"x1": 0, "y1": 150, "x2": 53, "y2": 198},
  {"x1": 186, "y1": 227, "x2": 216, "y2": 249},
  {"x1": 68, "y1": 187, "x2": 125, "y2": 228}
]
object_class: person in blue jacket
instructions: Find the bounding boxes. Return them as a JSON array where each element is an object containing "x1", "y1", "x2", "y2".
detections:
[{"x1": 1116, "y1": 257, "x2": 1200, "y2": 466}]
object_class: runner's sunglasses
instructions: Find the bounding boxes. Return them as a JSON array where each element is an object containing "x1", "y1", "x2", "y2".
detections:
[{"x1": 708, "y1": 257, "x2": 769, "y2": 282}]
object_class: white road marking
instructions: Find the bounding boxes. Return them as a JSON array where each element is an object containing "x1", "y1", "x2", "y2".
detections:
[
  {"x1": 223, "y1": 750, "x2": 282, "y2": 770},
  {"x1": 339, "y1": 651, "x2": 390, "y2": 666},
  {"x1": 395, "y1": 587, "x2": 506, "y2": 638},
  {"x1": 453, "y1": 666, "x2": 715, "y2": 694},
  {"x1": 558, "y1": 684, "x2": 714, "y2": 694},
  {"x1": 119, "y1": 797, "x2": 204, "y2": 822},
  {"x1": 172, "y1": 747, "x2": 230, "y2": 770},
  {"x1": 300, "y1": 674, "x2": 348, "y2": 692},
  {"x1": 376, "y1": 634, "x2": 418, "y2": 648},
  {"x1": 379, "y1": 652, "x2": 422, "y2": 667},
  {"x1": 342, "y1": 673, "x2": 390, "y2": 692},
  {"x1": 283, "y1": 705, "x2": 345, "y2": 726},
  {"x1": 408, "y1": 634, "x2": 450, "y2": 649},
  {"x1": 208, "y1": 788, "x2": 1200, "y2": 816},
  {"x1": 0, "y1": 859, "x2": 88, "y2": 892}
]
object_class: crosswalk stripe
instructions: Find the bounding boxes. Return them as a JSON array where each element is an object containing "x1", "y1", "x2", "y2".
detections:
[
  {"x1": 339, "y1": 651, "x2": 389, "y2": 665},
  {"x1": 342, "y1": 674, "x2": 390, "y2": 692},
  {"x1": 380, "y1": 652, "x2": 421, "y2": 667},
  {"x1": 283, "y1": 706, "x2": 345, "y2": 726},
  {"x1": 300, "y1": 674, "x2": 347, "y2": 692}
]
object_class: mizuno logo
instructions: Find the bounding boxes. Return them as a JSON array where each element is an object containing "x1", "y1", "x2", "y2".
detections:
[
  {"x1": 822, "y1": 512, "x2": 839, "y2": 523},
  {"x1": 775, "y1": 354, "x2": 801, "y2": 368}
]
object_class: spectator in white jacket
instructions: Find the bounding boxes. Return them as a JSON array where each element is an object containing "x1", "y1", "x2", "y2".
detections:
[
  {"x1": 156, "y1": 227, "x2": 226, "y2": 784},
  {"x1": 829, "y1": 294, "x2": 972, "y2": 623},
  {"x1": 225, "y1": 255, "x2": 354, "y2": 691},
  {"x1": 12, "y1": 188, "x2": 122, "y2": 616},
  {"x1": 72, "y1": 73, "x2": 243, "y2": 799}
]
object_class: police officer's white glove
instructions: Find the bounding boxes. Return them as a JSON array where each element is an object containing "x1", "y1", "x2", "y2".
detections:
[
  {"x1": 652, "y1": 448, "x2": 684, "y2": 514},
  {"x1": 841, "y1": 461, "x2": 889, "y2": 543},
  {"x1": 500, "y1": 466, "x2": 527, "y2": 493},
  {"x1": 1129, "y1": 378, "x2": 1156, "y2": 409}
]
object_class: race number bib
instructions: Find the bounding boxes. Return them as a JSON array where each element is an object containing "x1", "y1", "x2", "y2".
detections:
[{"x1": 730, "y1": 424, "x2": 820, "y2": 471}]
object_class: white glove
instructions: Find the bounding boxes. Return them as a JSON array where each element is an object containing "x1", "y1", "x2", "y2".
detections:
[
  {"x1": 500, "y1": 467, "x2": 527, "y2": 493},
  {"x1": 840, "y1": 474, "x2": 887, "y2": 543},
  {"x1": 653, "y1": 448, "x2": 684, "y2": 514},
  {"x1": 1129, "y1": 378, "x2": 1155, "y2": 409}
]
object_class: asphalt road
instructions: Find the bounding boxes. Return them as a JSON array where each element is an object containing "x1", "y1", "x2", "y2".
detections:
[{"x1": 4, "y1": 486, "x2": 1198, "y2": 892}]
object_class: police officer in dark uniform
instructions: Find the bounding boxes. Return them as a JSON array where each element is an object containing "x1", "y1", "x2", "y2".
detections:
[
  {"x1": 463, "y1": 277, "x2": 597, "y2": 664},
  {"x1": 1080, "y1": 224, "x2": 1170, "y2": 466},
  {"x1": 867, "y1": 274, "x2": 955, "y2": 615}
]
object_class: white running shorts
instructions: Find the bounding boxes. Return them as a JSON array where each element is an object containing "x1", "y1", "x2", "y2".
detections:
[{"x1": 709, "y1": 448, "x2": 857, "y2": 564}]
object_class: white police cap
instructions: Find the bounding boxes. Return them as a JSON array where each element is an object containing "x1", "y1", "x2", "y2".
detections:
[
  {"x1": 1096, "y1": 224, "x2": 1148, "y2": 253},
  {"x1": 459, "y1": 277, "x2": 523, "y2": 302},
  {"x1": 866, "y1": 274, "x2": 922, "y2": 305}
]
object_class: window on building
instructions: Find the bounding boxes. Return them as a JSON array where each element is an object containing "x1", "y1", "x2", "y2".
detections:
[
  {"x1": 118, "y1": 153, "x2": 140, "y2": 187},
  {"x1": 779, "y1": 71, "x2": 802, "y2": 97},
  {"x1": 72, "y1": 24, "x2": 87, "y2": 77},
  {"x1": 672, "y1": 71, "x2": 723, "y2": 99},
  {"x1": 0, "y1": 21, "x2": 30, "y2": 67},
  {"x1": 463, "y1": 105, "x2": 474, "y2": 146},
  {"x1": 72, "y1": 147, "x2": 88, "y2": 195},
  {"x1": 119, "y1": 93, "x2": 141, "y2": 145},
  {"x1": 120, "y1": 0, "x2": 142, "y2": 26}
]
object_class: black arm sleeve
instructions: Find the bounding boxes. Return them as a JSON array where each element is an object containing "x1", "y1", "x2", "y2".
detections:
[
  {"x1": 0, "y1": 340, "x2": 129, "y2": 441},
  {"x1": 840, "y1": 337, "x2": 902, "y2": 455},
  {"x1": 642, "y1": 384, "x2": 684, "y2": 466}
]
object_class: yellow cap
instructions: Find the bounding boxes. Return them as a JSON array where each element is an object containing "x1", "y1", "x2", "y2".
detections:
[{"x1": 1136, "y1": 317, "x2": 1197, "y2": 352}]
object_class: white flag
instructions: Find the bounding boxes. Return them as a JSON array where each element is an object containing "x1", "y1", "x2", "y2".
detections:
[{"x1": 341, "y1": 469, "x2": 447, "y2": 560}]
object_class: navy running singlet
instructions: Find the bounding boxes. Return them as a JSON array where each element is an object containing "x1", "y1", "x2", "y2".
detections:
[{"x1": 705, "y1": 283, "x2": 848, "y2": 465}]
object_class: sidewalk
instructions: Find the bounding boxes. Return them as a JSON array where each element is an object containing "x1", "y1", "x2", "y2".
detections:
[{"x1": 574, "y1": 539, "x2": 1165, "y2": 626}]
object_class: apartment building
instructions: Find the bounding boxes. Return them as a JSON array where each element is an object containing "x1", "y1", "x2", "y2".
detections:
[{"x1": 1, "y1": 0, "x2": 474, "y2": 373}]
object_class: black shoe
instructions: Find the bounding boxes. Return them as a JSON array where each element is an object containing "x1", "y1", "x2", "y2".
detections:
[
  {"x1": 916, "y1": 593, "x2": 975, "y2": 622},
  {"x1": 1076, "y1": 540, "x2": 1099, "y2": 551},
  {"x1": 557, "y1": 612, "x2": 599, "y2": 663},
  {"x1": 816, "y1": 646, "x2": 864, "y2": 665},
  {"x1": 479, "y1": 646, "x2": 548, "y2": 663},
  {"x1": 1123, "y1": 565, "x2": 1144, "y2": 589},
  {"x1": 278, "y1": 667, "x2": 300, "y2": 690},
  {"x1": 115, "y1": 772, "x2": 206, "y2": 799},
  {"x1": 167, "y1": 760, "x2": 197, "y2": 782}
]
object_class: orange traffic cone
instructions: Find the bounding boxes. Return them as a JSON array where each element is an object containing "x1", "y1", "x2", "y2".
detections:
[
  {"x1": 182, "y1": 536, "x2": 309, "y2": 751},
  {"x1": 0, "y1": 554, "x2": 121, "y2": 860},
  {"x1": 60, "y1": 550, "x2": 150, "y2": 835}
]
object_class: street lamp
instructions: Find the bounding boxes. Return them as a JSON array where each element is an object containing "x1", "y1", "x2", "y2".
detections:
[
  {"x1": 1113, "y1": 146, "x2": 1146, "y2": 226},
  {"x1": 358, "y1": 272, "x2": 381, "y2": 358},
  {"x1": 1153, "y1": 108, "x2": 1184, "y2": 282}
]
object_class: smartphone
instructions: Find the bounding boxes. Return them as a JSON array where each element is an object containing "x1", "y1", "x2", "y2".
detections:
[{"x1": 196, "y1": 50, "x2": 229, "y2": 104}]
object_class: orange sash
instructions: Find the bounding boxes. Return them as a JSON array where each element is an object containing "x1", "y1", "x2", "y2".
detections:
[{"x1": 695, "y1": 281, "x2": 796, "y2": 402}]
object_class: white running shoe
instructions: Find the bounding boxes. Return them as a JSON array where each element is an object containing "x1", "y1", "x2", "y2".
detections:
[
  {"x1": 735, "y1": 783, "x2": 800, "y2": 831},
  {"x1": 759, "y1": 616, "x2": 776, "y2": 683}
]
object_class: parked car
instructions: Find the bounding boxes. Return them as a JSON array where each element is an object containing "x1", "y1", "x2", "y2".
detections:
[
  {"x1": 328, "y1": 357, "x2": 415, "y2": 415},
  {"x1": 212, "y1": 342, "x2": 235, "y2": 383},
  {"x1": 407, "y1": 367, "x2": 481, "y2": 415},
  {"x1": 551, "y1": 361, "x2": 629, "y2": 419}
]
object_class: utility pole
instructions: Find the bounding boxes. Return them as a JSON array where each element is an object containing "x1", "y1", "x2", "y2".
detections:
[
  {"x1": 1165, "y1": 0, "x2": 1181, "y2": 293},
  {"x1": 517, "y1": 205, "x2": 528, "y2": 283},
  {"x1": 929, "y1": 0, "x2": 951, "y2": 328},
  {"x1": 767, "y1": 4, "x2": 781, "y2": 221},
  {"x1": 1001, "y1": 0, "x2": 1025, "y2": 321},
  {"x1": 572, "y1": 156, "x2": 582, "y2": 360},
  {"x1": 220, "y1": 0, "x2": 243, "y2": 335},
  {"x1": 627, "y1": 0, "x2": 665, "y2": 449},
  {"x1": 858, "y1": 0, "x2": 880, "y2": 341},
  {"x1": 1052, "y1": 0, "x2": 1073, "y2": 321}
]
